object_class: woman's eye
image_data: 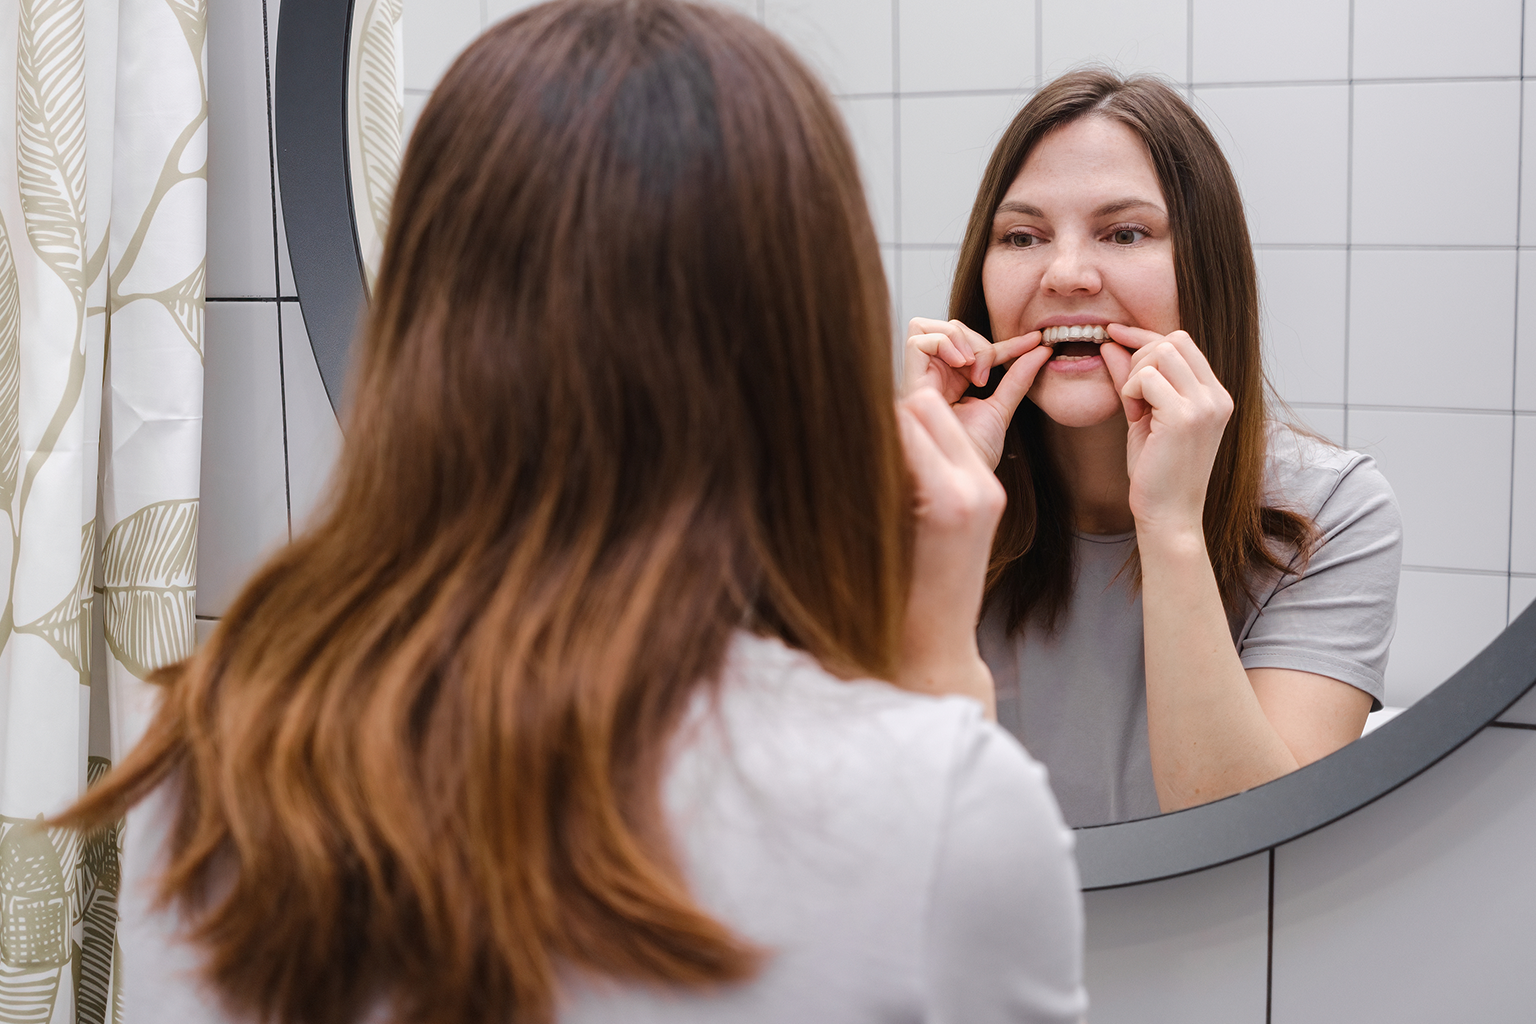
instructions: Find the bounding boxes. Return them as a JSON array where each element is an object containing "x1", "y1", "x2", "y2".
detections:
[
  {"x1": 1110, "y1": 227, "x2": 1146, "y2": 245},
  {"x1": 1006, "y1": 232, "x2": 1040, "y2": 248}
]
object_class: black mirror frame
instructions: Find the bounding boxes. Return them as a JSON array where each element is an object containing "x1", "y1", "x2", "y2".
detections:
[{"x1": 273, "y1": 0, "x2": 1536, "y2": 892}]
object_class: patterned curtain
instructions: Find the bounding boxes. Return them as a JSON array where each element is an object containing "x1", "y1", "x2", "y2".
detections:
[{"x1": 0, "y1": 0, "x2": 206, "y2": 1019}]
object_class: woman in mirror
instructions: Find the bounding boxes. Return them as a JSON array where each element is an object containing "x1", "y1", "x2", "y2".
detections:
[
  {"x1": 906, "y1": 70, "x2": 1403, "y2": 827},
  {"x1": 63, "y1": 2, "x2": 1087, "y2": 1022}
]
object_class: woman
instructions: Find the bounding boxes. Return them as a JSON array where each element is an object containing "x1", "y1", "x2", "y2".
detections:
[
  {"x1": 63, "y1": 3, "x2": 1087, "y2": 1023},
  {"x1": 905, "y1": 70, "x2": 1401, "y2": 826}
]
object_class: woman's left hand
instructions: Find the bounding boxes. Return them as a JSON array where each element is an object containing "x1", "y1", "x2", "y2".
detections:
[{"x1": 1100, "y1": 325, "x2": 1233, "y2": 536}]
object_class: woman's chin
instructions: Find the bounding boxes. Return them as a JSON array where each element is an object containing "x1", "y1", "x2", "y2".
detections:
[{"x1": 1029, "y1": 378, "x2": 1125, "y2": 428}]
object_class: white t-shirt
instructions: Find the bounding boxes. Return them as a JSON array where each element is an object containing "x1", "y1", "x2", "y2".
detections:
[
  {"x1": 979, "y1": 424, "x2": 1403, "y2": 827},
  {"x1": 119, "y1": 632, "x2": 1088, "y2": 1023}
]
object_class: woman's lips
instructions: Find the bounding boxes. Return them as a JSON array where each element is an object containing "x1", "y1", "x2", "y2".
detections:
[{"x1": 1044, "y1": 339, "x2": 1105, "y2": 373}]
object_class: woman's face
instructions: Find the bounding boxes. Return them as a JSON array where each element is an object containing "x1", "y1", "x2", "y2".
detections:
[{"x1": 982, "y1": 116, "x2": 1179, "y2": 428}]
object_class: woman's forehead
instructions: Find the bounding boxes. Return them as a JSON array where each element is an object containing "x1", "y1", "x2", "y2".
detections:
[{"x1": 1003, "y1": 117, "x2": 1164, "y2": 212}]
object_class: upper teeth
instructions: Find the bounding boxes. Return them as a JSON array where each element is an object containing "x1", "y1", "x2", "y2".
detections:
[{"x1": 1042, "y1": 325, "x2": 1109, "y2": 344}]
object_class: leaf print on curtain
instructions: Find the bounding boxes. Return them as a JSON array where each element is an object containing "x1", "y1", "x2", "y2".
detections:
[
  {"x1": 0, "y1": 0, "x2": 206, "y2": 1017},
  {"x1": 349, "y1": 0, "x2": 402, "y2": 292}
]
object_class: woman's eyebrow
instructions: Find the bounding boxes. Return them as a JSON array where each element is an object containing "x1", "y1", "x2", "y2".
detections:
[{"x1": 1093, "y1": 197, "x2": 1164, "y2": 217}]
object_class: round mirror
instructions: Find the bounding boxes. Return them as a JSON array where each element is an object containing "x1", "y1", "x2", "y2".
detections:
[{"x1": 274, "y1": 0, "x2": 1536, "y2": 888}]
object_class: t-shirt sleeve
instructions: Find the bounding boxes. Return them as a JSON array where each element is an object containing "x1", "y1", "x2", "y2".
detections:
[
  {"x1": 923, "y1": 720, "x2": 1088, "y2": 1024},
  {"x1": 1237, "y1": 451, "x2": 1403, "y2": 709}
]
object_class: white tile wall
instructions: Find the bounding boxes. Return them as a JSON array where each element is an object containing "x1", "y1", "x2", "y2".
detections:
[
  {"x1": 198, "y1": 302, "x2": 289, "y2": 618},
  {"x1": 898, "y1": 0, "x2": 1034, "y2": 95},
  {"x1": 764, "y1": 0, "x2": 892, "y2": 96},
  {"x1": 1195, "y1": 85, "x2": 1349, "y2": 246},
  {"x1": 1347, "y1": 250, "x2": 1517, "y2": 410},
  {"x1": 1348, "y1": 409, "x2": 1512, "y2": 573},
  {"x1": 1083, "y1": 852, "x2": 1269, "y2": 1023},
  {"x1": 899, "y1": 246, "x2": 960, "y2": 330},
  {"x1": 836, "y1": 96, "x2": 896, "y2": 244},
  {"x1": 1512, "y1": 415, "x2": 1536, "y2": 575},
  {"x1": 207, "y1": 0, "x2": 276, "y2": 297},
  {"x1": 1386, "y1": 569, "x2": 1510, "y2": 706},
  {"x1": 1271, "y1": 727, "x2": 1536, "y2": 1023},
  {"x1": 1517, "y1": 256, "x2": 1536, "y2": 412},
  {"x1": 1513, "y1": 575, "x2": 1536, "y2": 623},
  {"x1": 1353, "y1": 0, "x2": 1522, "y2": 80},
  {"x1": 1191, "y1": 0, "x2": 1349, "y2": 84},
  {"x1": 1041, "y1": 0, "x2": 1187, "y2": 85},
  {"x1": 898, "y1": 92, "x2": 1025, "y2": 247},
  {"x1": 1351, "y1": 81, "x2": 1521, "y2": 248},
  {"x1": 1284, "y1": 405, "x2": 1346, "y2": 448},
  {"x1": 1256, "y1": 249, "x2": 1347, "y2": 406}
]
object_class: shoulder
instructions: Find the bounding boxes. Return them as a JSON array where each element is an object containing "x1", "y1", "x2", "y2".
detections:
[{"x1": 1263, "y1": 421, "x2": 1400, "y2": 530}]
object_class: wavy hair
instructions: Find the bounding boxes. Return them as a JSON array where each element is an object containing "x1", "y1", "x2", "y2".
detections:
[{"x1": 61, "y1": 3, "x2": 908, "y2": 1023}]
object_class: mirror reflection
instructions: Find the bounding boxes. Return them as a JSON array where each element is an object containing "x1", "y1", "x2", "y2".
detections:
[{"x1": 373, "y1": 0, "x2": 1535, "y2": 827}]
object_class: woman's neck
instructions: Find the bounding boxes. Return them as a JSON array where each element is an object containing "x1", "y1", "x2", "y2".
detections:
[{"x1": 1045, "y1": 413, "x2": 1135, "y2": 535}]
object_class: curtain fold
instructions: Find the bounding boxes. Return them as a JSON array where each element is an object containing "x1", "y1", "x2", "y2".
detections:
[{"x1": 0, "y1": 0, "x2": 206, "y2": 1019}]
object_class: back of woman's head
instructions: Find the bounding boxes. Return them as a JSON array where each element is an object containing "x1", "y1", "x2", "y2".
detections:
[{"x1": 65, "y1": 3, "x2": 907, "y2": 1022}]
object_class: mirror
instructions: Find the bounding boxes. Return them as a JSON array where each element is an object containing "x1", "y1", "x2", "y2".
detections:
[{"x1": 276, "y1": 0, "x2": 1536, "y2": 867}]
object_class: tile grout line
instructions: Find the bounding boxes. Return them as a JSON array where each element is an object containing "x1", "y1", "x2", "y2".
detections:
[
  {"x1": 1185, "y1": 0, "x2": 1193, "y2": 99},
  {"x1": 260, "y1": 0, "x2": 293, "y2": 540},
  {"x1": 1511, "y1": 0, "x2": 1528, "y2": 625},
  {"x1": 1342, "y1": 0, "x2": 1355, "y2": 446}
]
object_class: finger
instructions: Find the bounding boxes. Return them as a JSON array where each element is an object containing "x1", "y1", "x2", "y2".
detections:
[
  {"x1": 903, "y1": 388, "x2": 988, "y2": 470},
  {"x1": 984, "y1": 344, "x2": 1052, "y2": 421},
  {"x1": 1103, "y1": 343, "x2": 1149, "y2": 424},
  {"x1": 1144, "y1": 340, "x2": 1203, "y2": 398},
  {"x1": 909, "y1": 331, "x2": 973, "y2": 368},
  {"x1": 968, "y1": 331, "x2": 1041, "y2": 389},
  {"x1": 1122, "y1": 365, "x2": 1182, "y2": 411},
  {"x1": 1104, "y1": 323, "x2": 1165, "y2": 352},
  {"x1": 896, "y1": 402, "x2": 948, "y2": 484},
  {"x1": 1161, "y1": 330, "x2": 1222, "y2": 389}
]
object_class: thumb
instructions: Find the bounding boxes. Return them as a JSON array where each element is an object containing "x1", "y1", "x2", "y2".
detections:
[{"x1": 985, "y1": 346, "x2": 1052, "y2": 422}]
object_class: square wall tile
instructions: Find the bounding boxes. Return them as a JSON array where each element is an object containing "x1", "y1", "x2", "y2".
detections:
[
  {"x1": 1348, "y1": 250, "x2": 1516, "y2": 410},
  {"x1": 1518, "y1": 254, "x2": 1536, "y2": 411},
  {"x1": 1084, "y1": 853, "x2": 1269, "y2": 1024},
  {"x1": 281, "y1": 305, "x2": 345, "y2": 534},
  {"x1": 837, "y1": 97, "x2": 895, "y2": 244},
  {"x1": 1354, "y1": 0, "x2": 1522, "y2": 80},
  {"x1": 402, "y1": 0, "x2": 484, "y2": 92},
  {"x1": 899, "y1": 92, "x2": 1025, "y2": 247},
  {"x1": 1347, "y1": 409, "x2": 1511, "y2": 572},
  {"x1": 1257, "y1": 248, "x2": 1347, "y2": 406},
  {"x1": 1384, "y1": 569, "x2": 1509, "y2": 706},
  {"x1": 1272, "y1": 728, "x2": 1536, "y2": 1023},
  {"x1": 899, "y1": 0, "x2": 1034, "y2": 94},
  {"x1": 1282, "y1": 405, "x2": 1345, "y2": 447},
  {"x1": 207, "y1": 0, "x2": 276, "y2": 297},
  {"x1": 1041, "y1": 0, "x2": 1187, "y2": 85},
  {"x1": 1513, "y1": 415, "x2": 1536, "y2": 574},
  {"x1": 1191, "y1": 0, "x2": 1349, "y2": 84},
  {"x1": 1195, "y1": 85, "x2": 1348, "y2": 246},
  {"x1": 898, "y1": 247, "x2": 960, "y2": 335},
  {"x1": 764, "y1": 0, "x2": 891, "y2": 96},
  {"x1": 1511, "y1": 575, "x2": 1536, "y2": 624},
  {"x1": 198, "y1": 303, "x2": 290, "y2": 617},
  {"x1": 1352, "y1": 82, "x2": 1520, "y2": 248}
]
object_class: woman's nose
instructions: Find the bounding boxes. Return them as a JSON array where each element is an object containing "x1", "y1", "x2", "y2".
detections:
[{"x1": 1039, "y1": 239, "x2": 1101, "y2": 297}]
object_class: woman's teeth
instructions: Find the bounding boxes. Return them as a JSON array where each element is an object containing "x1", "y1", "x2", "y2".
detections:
[{"x1": 1041, "y1": 325, "x2": 1109, "y2": 345}]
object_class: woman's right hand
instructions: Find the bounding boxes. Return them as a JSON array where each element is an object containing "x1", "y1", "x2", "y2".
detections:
[
  {"x1": 894, "y1": 387, "x2": 1008, "y2": 716},
  {"x1": 902, "y1": 318, "x2": 1053, "y2": 469}
]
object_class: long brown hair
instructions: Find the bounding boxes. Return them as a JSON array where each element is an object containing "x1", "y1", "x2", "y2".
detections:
[
  {"x1": 950, "y1": 69, "x2": 1314, "y2": 631},
  {"x1": 61, "y1": 3, "x2": 907, "y2": 1022}
]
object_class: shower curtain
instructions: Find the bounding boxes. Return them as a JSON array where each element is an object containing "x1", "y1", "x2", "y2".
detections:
[{"x1": 0, "y1": 0, "x2": 206, "y2": 1019}]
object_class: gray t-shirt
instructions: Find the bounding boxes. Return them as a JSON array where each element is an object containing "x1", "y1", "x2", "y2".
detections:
[{"x1": 979, "y1": 425, "x2": 1403, "y2": 827}]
